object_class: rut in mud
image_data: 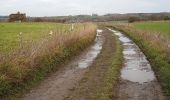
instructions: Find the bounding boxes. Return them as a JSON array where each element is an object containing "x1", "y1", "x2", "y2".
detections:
[
  {"x1": 20, "y1": 30, "x2": 104, "y2": 100},
  {"x1": 66, "y1": 29, "x2": 117, "y2": 100},
  {"x1": 108, "y1": 28, "x2": 165, "y2": 100}
]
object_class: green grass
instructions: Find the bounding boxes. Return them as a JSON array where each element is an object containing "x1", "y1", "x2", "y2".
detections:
[
  {"x1": 98, "y1": 38, "x2": 123, "y2": 100},
  {"x1": 0, "y1": 22, "x2": 72, "y2": 54},
  {"x1": 133, "y1": 21, "x2": 170, "y2": 39}
]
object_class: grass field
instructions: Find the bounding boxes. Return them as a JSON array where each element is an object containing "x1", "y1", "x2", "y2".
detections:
[
  {"x1": 105, "y1": 21, "x2": 170, "y2": 95},
  {"x1": 0, "y1": 23, "x2": 83, "y2": 54},
  {"x1": 133, "y1": 21, "x2": 170, "y2": 39},
  {"x1": 0, "y1": 22, "x2": 96, "y2": 98}
]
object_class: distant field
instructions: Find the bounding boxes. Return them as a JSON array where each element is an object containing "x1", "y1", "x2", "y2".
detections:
[
  {"x1": 0, "y1": 23, "x2": 71, "y2": 54},
  {"x1": 0, "y1": 23, "x2": 77, "y2": 54},
  {"x1": 133, "y1": 21, "x2": 170, "y2": 38}
]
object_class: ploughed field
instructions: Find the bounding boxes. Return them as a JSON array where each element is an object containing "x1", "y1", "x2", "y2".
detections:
[{"x1": 0, "y1": 22, "x2": 96, "y2": 98}]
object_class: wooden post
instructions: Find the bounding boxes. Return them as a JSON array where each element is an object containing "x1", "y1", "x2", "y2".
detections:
[
  {"x1": 71, "y1": 23, "x2": 74, "y2": 31},
  {"x1": 19, "y1": 32, "x2": 23, "y2": 49}
]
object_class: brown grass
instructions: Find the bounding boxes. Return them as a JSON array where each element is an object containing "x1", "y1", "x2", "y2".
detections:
[
  {"x1": 0, "y1": 22, "x2": 97, "y2": 98},
  {"x1": 115, "y1": 24, "x2": 170, "y2": 61}
]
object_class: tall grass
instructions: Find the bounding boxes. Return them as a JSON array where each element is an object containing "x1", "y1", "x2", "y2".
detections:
[
  {"x1": 104, "y1": 23, "x2": 170, "y2": 96},
  {"x1": 0, "y1": 22, "x2": 97, "y2": 98}
]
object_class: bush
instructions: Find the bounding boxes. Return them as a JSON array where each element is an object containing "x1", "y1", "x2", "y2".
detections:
[{"x1": 128, "y1": 16, "x2": 140, "y2": 23}]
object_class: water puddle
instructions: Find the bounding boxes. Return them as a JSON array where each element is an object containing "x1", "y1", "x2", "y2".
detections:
[
  {"x1": 108, "y1": 28, "x2": 156, "y2": 84},
  {"x1": 78, "y1": 29, "x2": 103, "y2": 68},
  {"x1": 21, "y1": 29, "x2": 104, "y2": 100}
]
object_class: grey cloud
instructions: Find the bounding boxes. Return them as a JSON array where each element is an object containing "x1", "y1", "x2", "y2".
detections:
[{"x1": 0, "y1": 0, "x2": 169, "y2": 16}]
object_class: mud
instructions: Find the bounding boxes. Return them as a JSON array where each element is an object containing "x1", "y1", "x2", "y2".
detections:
[
  {"x1": 20, "y1": 30, "x2": 104, "y2": 100},
  {"x1": 65, "y1": 28, "x2": 117, "y2": 100},
  {"x1": 78, "y1": 30, "x2": 103, "y2": 69},
  {"x1": 109, "y1": 28, "x2": 165, "y2": 100}
]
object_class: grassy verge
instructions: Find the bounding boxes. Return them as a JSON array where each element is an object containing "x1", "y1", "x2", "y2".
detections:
[
  {"x1": 106, "y1": 23, "x2": 170, "y2": 96},
  {"x1": 97, "y1": 37, "x2": 123, "y2": 100},
  {"x1": 0, "y1": 23, "x2": 97, "y2": 99}
]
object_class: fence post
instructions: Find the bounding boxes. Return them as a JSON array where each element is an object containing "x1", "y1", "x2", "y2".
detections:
[
  {"x1": 19, "y1": 32, "x2": 23, "y2": 49},
  {"x1": 71, "y1": 23, "x2": 74, "y2": 31}
]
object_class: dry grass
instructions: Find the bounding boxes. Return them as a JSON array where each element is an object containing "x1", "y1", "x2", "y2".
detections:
[
  {"x1": 115, "y1": 24, "x2": 170, "y2": 61},
  {"x1": 0, "y1": 22, "x2": 97, "y2": 98},
  {"x1": 101, "y1": 22, "x2": 170, "y2": 61}
]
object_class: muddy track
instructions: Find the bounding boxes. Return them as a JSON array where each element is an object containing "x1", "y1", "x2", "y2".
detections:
[
  {"x1": 108, "y1": 28, "x2": 165, "y2": 100},
  {"x1": 19, "y1": 28, "x2": 165, "y2": 100},
  {"x1": 65, "y1": 29, "x2": 117, "y2": 100},
  {"x1": 19, "y1": 29, "x2": 104, "y2": 100}
]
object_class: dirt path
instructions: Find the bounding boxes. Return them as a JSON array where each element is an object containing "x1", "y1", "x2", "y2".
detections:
[
  {"x1": 65, "y1": 29, "x2": 117, "y2": 100},
  {"x1": 20, "y1": 29, "x2": 104, "y2": 100},
  {"x1": 20, "y1": 28, "x2": 164, "y2": 100},
  {"x1": 108, "y1": 28, "x2": 165, "y2": 100}
]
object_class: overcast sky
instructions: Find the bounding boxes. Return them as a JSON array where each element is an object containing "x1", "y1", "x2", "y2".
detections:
[{"x1": 0, "y1": 0, "x2": 170, "y2": 17}]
